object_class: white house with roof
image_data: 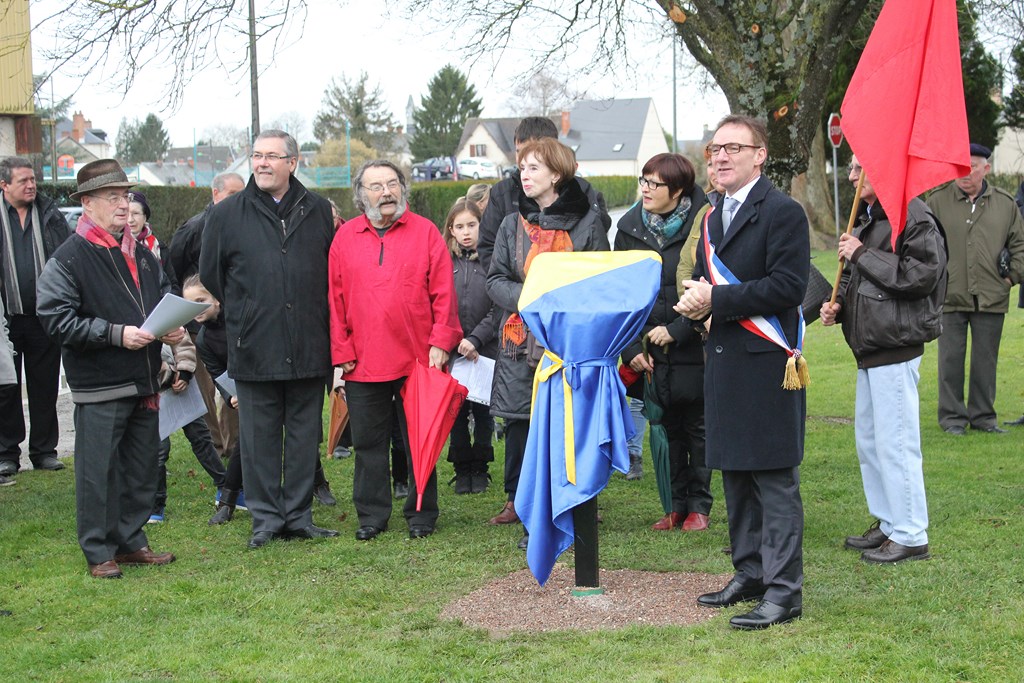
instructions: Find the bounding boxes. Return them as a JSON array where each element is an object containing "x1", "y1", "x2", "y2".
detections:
[
  {"x1": 455, "y1": 117, "x2": 524, "y2": 171},
  {"x1": 455, "y1": 98, "x2": 668, "y2": 177},
  {"x1": 560, "y1": 98, "x2": 668, "y2": 177}
]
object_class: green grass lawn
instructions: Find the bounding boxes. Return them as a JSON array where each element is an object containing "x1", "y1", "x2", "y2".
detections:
[{"x1": 2, "y1": 271, "x2": 1023, "y2": 681}]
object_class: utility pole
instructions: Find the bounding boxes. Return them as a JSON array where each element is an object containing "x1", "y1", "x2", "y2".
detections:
[
  {"x1": 248, "y1": 0, "x2": 260, "y2": 139},
  {"x1": 672, "y1": 38, "x2": 678, "y2": 154}
]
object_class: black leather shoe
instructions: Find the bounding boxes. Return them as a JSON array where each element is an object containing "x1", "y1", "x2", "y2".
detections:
[
  {"x1": 1004, "y1": 414, "x2": 1024, "y2": 426},
  {"x1": 470, "y1": 472, "x2": 490, "y2": 494},
  {"x1": 697, "y1": 578, "x2": 767, "y2": 608},
  {"x1": 286, "y1": 525, "x2": 339, "y2": 540},
  {"x1": 393, "y1": 481, "x2": 409, "y2": 499},
  {"x1": 861, "y1": 539, "x2": 929, "y2": 564},
  {"x1": 453, "y1": 473, "x2": 472, "y2": 495},
  {"x1": 313, "y1": 482, "x2": 337, "y2": 506},
  {"x1": 409, "y1": 525, "x2": 434, "y2": 539},
  {"x1": 247, "y1": 531, "x2": 278, "y2": 549},
  {"x1": 0, "y1": 461, "x2": 17, "y2": 477},
  {"x1": 729, "y1": 600, "x2": 802, "y2": 630},
  {"x1": 355, "y1": 525, "x2": 384, "y2": 541},
  {"x1": 34, "y1": 456, "x2": 64, "y2": 471},
  {"x1": 844, "y1": 520, "x2": 888, "y2": 550},
  {"x1": 517, "y1": 534, "x2": 529, "y2": 551},
  {"x1": 972, "y1": 424, "x2": 1007, "y2": 434},
  {"x1": 943, "y1": 426, "x2": 966, "y2": 436}
]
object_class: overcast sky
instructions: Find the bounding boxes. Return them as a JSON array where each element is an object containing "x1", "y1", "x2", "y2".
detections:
[{"x1": 30, "y1": 2, "x2": 729, "y2": 150}]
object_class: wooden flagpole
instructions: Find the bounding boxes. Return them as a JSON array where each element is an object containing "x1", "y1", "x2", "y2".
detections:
[{"x1": 829, "y1": 172, "x2": 866, "y2": 305}]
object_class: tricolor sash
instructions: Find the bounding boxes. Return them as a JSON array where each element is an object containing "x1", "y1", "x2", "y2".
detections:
[{"x1": 701, "y1": 208, "x2": 809, "y2": 390}]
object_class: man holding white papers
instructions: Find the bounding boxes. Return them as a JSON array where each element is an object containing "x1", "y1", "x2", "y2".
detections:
[{"x1": 36, "y1": 159, "x2": 183, "y2": 579}]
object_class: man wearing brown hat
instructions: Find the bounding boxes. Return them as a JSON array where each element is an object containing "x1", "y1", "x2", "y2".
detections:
[
  {"x1": 927, "y1": 143, "x2": 1024, "y2": 435},
  {"x1": 36, "y1": 159, "x2": 184, "y2": 579}
]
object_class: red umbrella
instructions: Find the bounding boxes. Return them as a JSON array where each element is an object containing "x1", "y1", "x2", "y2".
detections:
[{"x1": 400, "y1": 361, "x2": 469, "y2": 511}]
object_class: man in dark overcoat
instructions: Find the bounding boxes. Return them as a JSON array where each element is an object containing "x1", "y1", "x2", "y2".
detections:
[
  {"x1": 677, "y1": 114, "x2": 809, "y2": 630},
  {"x1": 200, "y1": 130, "x2": 337, "y2": 549}
]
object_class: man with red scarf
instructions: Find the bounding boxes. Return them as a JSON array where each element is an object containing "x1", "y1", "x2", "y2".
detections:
[{"x1": 36, "y1": 159, "x2": 183, "y2": 579}]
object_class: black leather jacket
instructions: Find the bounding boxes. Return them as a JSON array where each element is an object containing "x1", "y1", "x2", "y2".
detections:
[{"x1": 836, "y1": 198, "x2": 947, "y2": 369}]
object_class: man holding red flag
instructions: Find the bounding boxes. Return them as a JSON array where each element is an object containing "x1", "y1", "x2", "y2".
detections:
[{"x1": 820, "y1": 156, "x2": 946, "y2": 564}]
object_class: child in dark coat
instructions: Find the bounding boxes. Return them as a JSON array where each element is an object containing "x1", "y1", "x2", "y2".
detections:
[{"x1": 445, "y1": 198, "x2": 500, "y2": 494}]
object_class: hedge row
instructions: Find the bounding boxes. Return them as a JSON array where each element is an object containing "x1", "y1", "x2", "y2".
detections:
[{"x1": 38, "y1": 182, "x2": 358, "y2": 245}]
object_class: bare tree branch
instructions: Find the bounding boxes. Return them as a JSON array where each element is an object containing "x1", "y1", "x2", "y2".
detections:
[{"x1": 32, "y1": 0, "x2": 307, "y2": 113}]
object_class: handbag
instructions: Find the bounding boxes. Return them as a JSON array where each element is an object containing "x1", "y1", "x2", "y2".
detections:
[
  {"x1": 326, "y1": 387, "x2": 350, "y2": 454},
  {"x1": 802, "y1": 261, "x2": 833, "y2": 324}
]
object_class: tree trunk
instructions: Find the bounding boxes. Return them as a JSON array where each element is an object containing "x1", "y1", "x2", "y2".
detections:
[{"x1": 790, "y1": 125, "x2": 838, "y2": 250}]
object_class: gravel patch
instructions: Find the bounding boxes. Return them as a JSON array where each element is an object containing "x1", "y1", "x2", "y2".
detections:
[{"x1": 442, "y1": 565, "x2": 732, "y2": 636}]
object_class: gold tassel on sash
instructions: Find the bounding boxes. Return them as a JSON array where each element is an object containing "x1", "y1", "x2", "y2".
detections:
[{"x1": 782, "y1": 350, "x2": 809, "y2": 390}]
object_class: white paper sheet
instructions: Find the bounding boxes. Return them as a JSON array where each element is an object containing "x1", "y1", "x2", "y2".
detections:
[
  {"x1": 450, "y1": 355, "x2": 495, "y2": 406},
  {"x1": 158, "y1": 380, "x2": 208, "y2": 440},
  {"x1": 141, "y1": 294, "x2": 210, "y2": 337},
  {"x1": 214, "y1": 371, "x2": 236, "y2": 399}
]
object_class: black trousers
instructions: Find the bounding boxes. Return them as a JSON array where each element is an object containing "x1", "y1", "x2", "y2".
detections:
[
  {"x1": 502, "y1": 419, "x2": 529, "y2": 502},
  {"x1": 154, "y1": 416, "x2": 228, "y2": 513},
  {"x1": 347, "y1": 378, "x2": 436, "y2": 530},
  {"x1": 664, "y1": 396, "x2": 712, "y2": 515},
  {"x1": 722, "y1": 466, "x2": 804, "y2": 607},
  {"x1": 0, "y1": 314, "x2": 61, "y2": 466},
  {"x1": 447, "y1": 400, "x2": 494, "y2": 475},
  {"x1": 74, "y1": 398, "x2": 159, "y2": 565},
  {"x1": 235, "y1": 378, "x2": 324, "y2": 535}
]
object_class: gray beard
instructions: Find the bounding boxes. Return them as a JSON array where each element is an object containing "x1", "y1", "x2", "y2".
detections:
[{"x1": 366, "y1": 198, "x2": 407, "y2": 225}]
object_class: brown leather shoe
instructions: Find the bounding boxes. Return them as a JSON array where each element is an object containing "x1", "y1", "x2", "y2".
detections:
[
  {"x1": 114, "y1": 546, "x2": 176, "y2": 566},
  {"x1": 89, "y1": 560, "x2": 123, "y2": 579},
  {"x1": 488, "y1": 501, "x2": 519, "y2": 525},
  {"x1": 651, "y1": 512, "x2": 684, "y2": 530},
  {"x1": 861, "y1": 539, "x2": 929, "y2": 564},
  {"x1": 844, "y1": 520, "x2": 888, "y2": 550},
  {"x1": 682, "y1": 512, "x2": 710, "y2": 531}
]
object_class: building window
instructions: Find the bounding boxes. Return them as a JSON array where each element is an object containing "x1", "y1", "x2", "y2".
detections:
[{"x1": 470, "y1": 144, "x2": 487, "y2": 157}]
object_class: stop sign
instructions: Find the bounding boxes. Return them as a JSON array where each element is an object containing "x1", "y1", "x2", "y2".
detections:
[{"x1": 828, "y1": 113, "x2": 843, "y2": 148}]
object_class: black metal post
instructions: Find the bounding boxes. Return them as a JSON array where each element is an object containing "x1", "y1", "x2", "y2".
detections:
[{"x1": 571, "y1": 496, "x2": 602, "y2": 595}]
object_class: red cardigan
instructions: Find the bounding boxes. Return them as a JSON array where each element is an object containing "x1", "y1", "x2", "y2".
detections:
[{"x1": 329, "y1": 210, "x2": 462, "y2": 382}]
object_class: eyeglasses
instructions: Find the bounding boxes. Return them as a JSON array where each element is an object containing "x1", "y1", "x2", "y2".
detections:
[
  {"x1": 706, "y1": 143, "x2": 762, "y2": 156},
  {"x1": 363, "y1": 179, "x2": 401, "y2": 193},
  {"x1": 91, "y1": 193, "x2": 130, "y2": 205},
  {"x1": 638, "y1": 177, "x2": 668, "y2": 190},
  {"x1": 250, "y1": 152, "x2": 293, "y2": 162}
]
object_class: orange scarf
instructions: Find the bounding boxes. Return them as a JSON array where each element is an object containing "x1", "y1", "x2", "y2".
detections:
[{"x1": 501, "y1": 216, "x2": 573, "y2": 349}]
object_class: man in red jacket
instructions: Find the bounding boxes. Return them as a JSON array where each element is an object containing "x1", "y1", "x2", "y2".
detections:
[{"x1": 329, "y1": 160, "x2": 462, "y2": 541}]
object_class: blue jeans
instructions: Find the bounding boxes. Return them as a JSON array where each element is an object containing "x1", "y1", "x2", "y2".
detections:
[
  {"x1": 855, "y1": 357, "x2": 929, "y2": 546},
  {"x1": 626, "y1": 397, "x2": 646, "y2": 457}
]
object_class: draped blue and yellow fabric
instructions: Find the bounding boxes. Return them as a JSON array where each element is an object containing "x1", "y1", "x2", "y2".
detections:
[{"x1": 513, "y1": 251, "x2": 662, "y2": 585}]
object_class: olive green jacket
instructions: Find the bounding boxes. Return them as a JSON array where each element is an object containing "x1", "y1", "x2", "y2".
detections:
[{"x1": 926, "y1": 181, "x2": 1024, "y2": 313}]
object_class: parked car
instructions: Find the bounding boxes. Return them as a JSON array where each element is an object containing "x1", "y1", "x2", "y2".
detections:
[
  {"x1": 59, "y1": 206, "x2": 83, "y2": 229},
  {"x1": 457, "y1": 157, "x2": 500, "y2": 179},
  {"x1": 411, "y1": 157, "x2": 454, "y2": 181}
]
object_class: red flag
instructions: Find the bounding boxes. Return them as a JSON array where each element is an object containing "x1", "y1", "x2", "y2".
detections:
[{"x1": 840, "y1": 0, "x2": 970, "y2": 247}]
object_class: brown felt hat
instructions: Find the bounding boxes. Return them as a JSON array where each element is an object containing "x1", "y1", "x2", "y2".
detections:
[{"x1": 70, "y1": 159, "x2": 136, "y2": 200}]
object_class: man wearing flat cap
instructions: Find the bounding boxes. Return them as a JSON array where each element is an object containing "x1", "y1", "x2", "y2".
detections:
[
  {"x1": 36, "y1": 159, "x2": 184, "y2": 579},
  {"x1": 927, "y1": 143, "x2": 1024, "y2": 435}
]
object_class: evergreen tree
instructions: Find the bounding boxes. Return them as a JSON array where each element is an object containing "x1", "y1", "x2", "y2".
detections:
[
  {"x1": 959, "y1": 3, "x2": 1002, "y2": 149},
  {"x1": 116, "y1": 113, "x2": 171, "y2": 165},
  {"x1": 313, "y1": 72, "x2": 398, "y2": 151},
  {"x1": 1003, "y1": 42, "x2": 1024, "y2": 130},
  {"x1": 410, "y1": 66, "x2": 483, "y2": 160}
]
